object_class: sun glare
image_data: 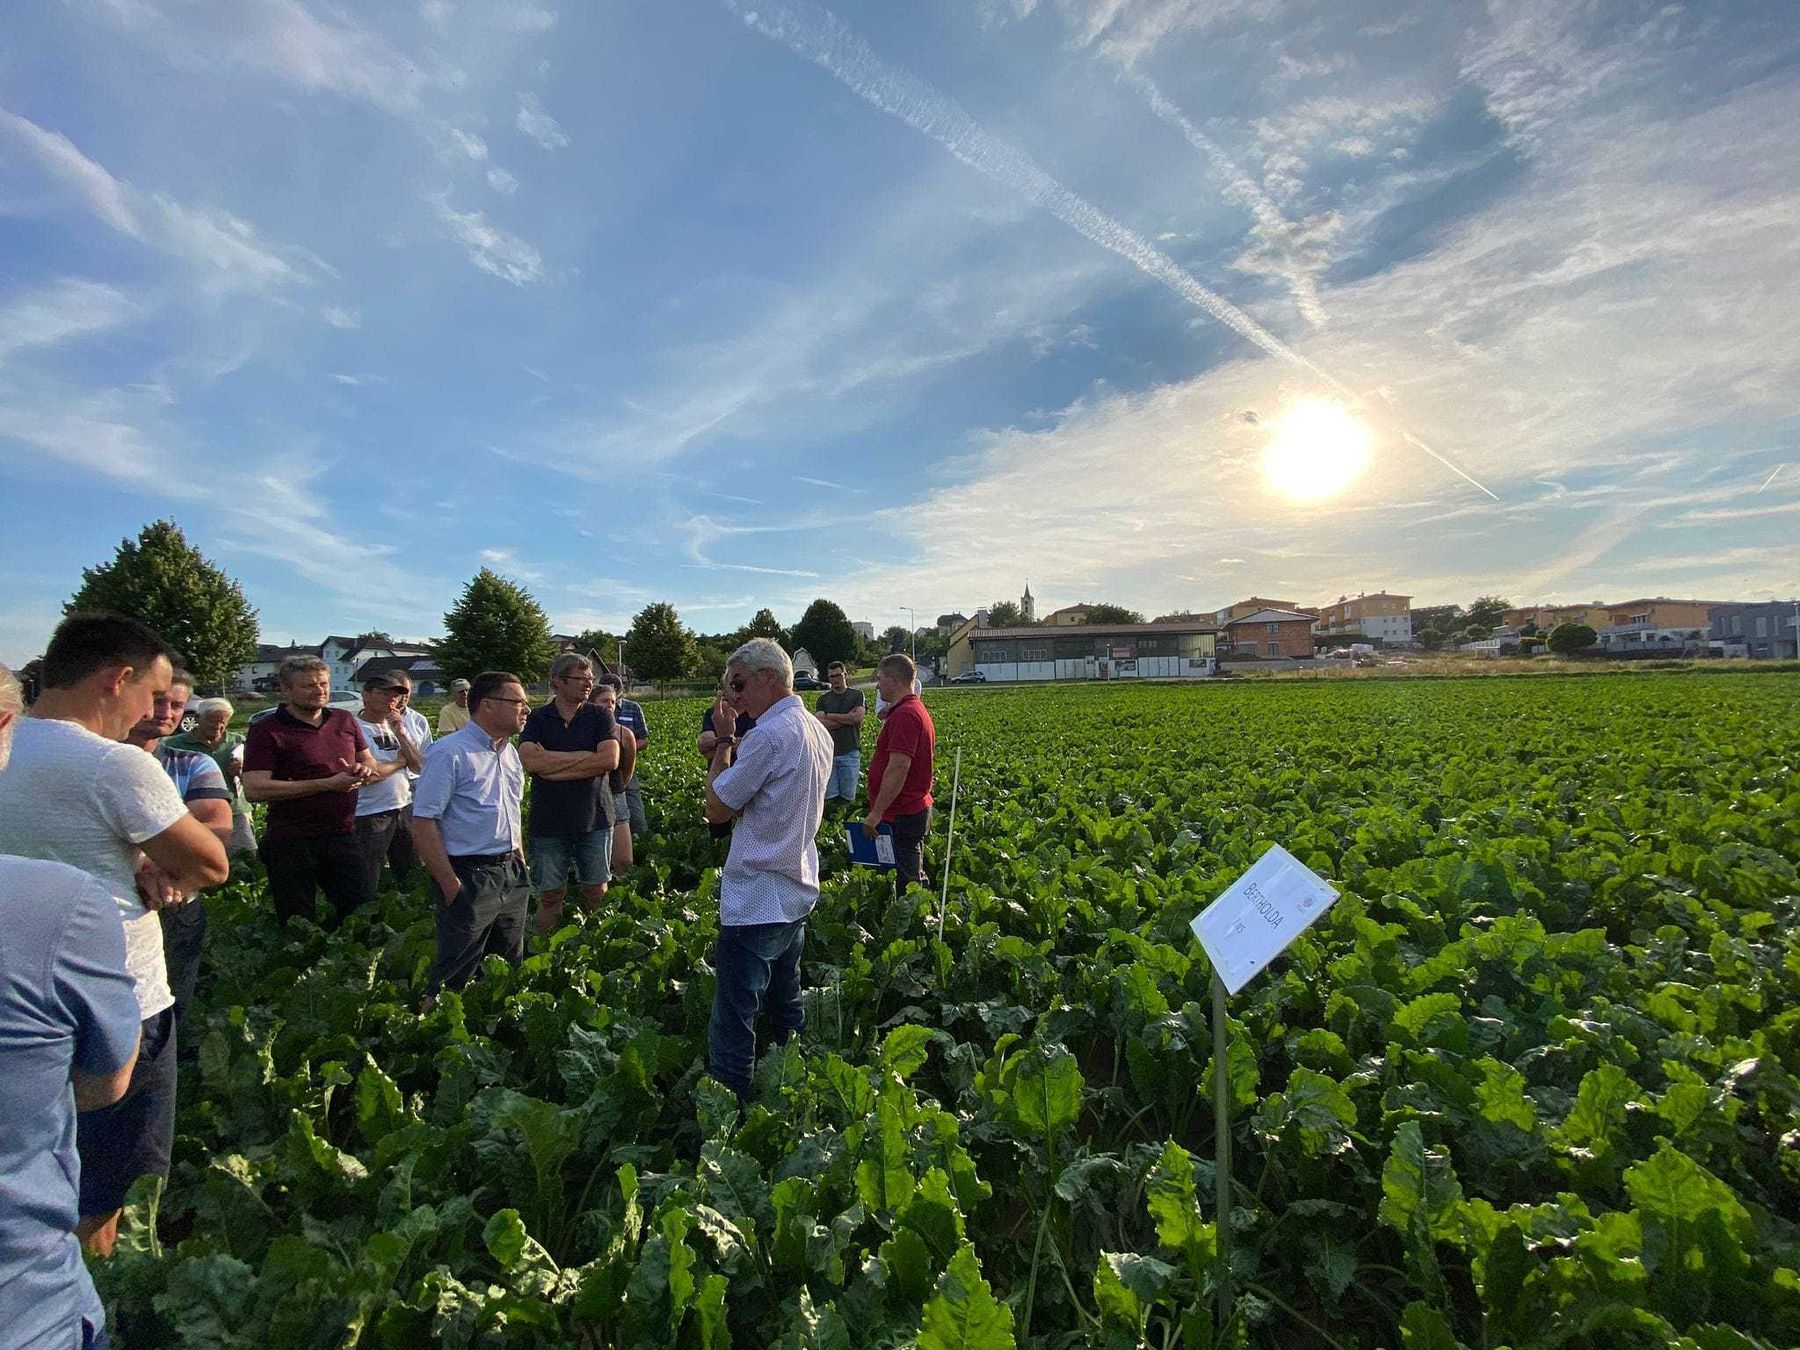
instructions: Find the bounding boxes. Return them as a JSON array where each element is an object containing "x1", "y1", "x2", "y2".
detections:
[{"x1": 1261, "y1": 398, "x2": 1373, "y2": 504}]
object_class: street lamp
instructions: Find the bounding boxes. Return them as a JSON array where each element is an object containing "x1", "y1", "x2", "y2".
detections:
[{"x1": 901, "y1": 606, "x2": 917, "y2": 661}]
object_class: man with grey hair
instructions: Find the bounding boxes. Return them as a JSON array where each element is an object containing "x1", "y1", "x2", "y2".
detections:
[
  {"x1": 0, "y1": 662, "x2": 144, "y2": 1349},
  {"x1": 164, "y1": 696, "x2": 254, "y2": 855},
  {"x1": 518, "y1": 652, "x2": 618, "y2": 933},
  {"x1": 243, "y1": 655, "x2": 380, "y2": 927},
  {"x1": 701, "y1": 637, "x2": 834, "y2": 1098}
]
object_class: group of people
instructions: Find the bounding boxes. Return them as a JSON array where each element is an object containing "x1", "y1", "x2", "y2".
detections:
[{"x1": 0, "y1": 612, "x2": 934, "y2": 1346}]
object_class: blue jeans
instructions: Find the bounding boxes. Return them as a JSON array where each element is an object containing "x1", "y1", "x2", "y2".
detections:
[
  {"x1": 708, "y1": 918, "x2": 807, "y2": 1097},
  {"x1": 826, "y1": 751, "x2": 861, "y2": 802}
]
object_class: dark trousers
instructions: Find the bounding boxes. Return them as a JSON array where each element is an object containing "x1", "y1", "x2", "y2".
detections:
[
  {"x1": 432, "y1": 854, "x2": 529, "y2": 993},
  {"x1": 386, "y1": 803, "x2": 419, "y2": 885},
  {"x1": 707, "y1": 918, "x2": 807, "y2": 1097},
  {"x1": 261, "y1": 831, "x2": 375, "y2": 928},
  {"x1": 890, "y1": 807, "x2": 932, "y2": 886},
  {"x1": 159, "y1": 899, "x2": 208, "y2": 1028},
  {"x1": 77, "y1": 1007, "x2": 176, "y2": 1216},
  {"x1": 354, "y1": 809, "x2": 405, "y2": 892}
]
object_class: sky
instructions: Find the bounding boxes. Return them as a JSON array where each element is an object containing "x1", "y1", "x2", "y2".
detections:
[{"x1": 2, "y1": 0, "x2": 1797, "y2": 660}]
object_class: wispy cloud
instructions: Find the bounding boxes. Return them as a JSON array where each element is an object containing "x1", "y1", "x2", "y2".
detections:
[
  {"x1": 0, "y1": 279, "x2": 137, "y2": 362},
  {"x1": 515, "y1": 92, "x2": 569, "y2": 150},
  {"x1": 320, "y1": 304, "x2": 362, "y2": 329},
  {"x1": 431, "y1": 195, "x2": 545, "y2": 284},
  {"x1": 328, "y1": 372, "x2": 386, "y2": 386},
  {"x1": 0, "y1": 106, "x2": 324, "y2": 293},
  {"x1": 793, "y1": 474, "x2": 864, "y2": 493},
  {"x1": 486, "y1": 166, "x2": 519, "y2": 194}
]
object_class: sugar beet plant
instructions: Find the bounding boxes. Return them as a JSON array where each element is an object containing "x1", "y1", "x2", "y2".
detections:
[{"x1": 96, "y1": 673, "x2": 1800, "y2": 1348}]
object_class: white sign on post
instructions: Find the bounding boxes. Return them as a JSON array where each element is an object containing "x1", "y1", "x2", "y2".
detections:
[{"x1": 1190, "y1": 843, "x2": 1340, "y2": 994}]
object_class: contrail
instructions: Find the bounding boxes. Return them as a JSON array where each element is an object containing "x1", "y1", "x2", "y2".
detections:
[
  {"x1": 1120, "y1": 68, "x2": 1327, "y2": 327},
  {"x1": 1756, "y1": 463, "x2": 1786, "y2": 493},
  {"x1": 720, "y1": 0, "x2": 1497, "y2": 501}
]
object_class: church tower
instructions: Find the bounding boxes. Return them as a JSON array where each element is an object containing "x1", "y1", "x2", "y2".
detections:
[{"x1": 1021, "y1": 581, "x2": 1035, "y2": 623}]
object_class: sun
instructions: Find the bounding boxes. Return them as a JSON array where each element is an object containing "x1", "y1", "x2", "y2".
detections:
[{"x1": 1260, "y1": 398, "x2": 1373, "y2": 504}]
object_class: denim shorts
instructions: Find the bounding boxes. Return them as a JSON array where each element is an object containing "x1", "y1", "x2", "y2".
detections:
[
  {"x1": 530, "y1": 827, "x2": 612, "y2": 891},
  {"x1": 826, "y1": 751, "x2": 861, "y2": 801}
]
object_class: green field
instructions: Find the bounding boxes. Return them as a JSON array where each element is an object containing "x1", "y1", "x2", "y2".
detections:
[{"x1": 101, "y1": 674, "x2": 1800, "y2": 1348}]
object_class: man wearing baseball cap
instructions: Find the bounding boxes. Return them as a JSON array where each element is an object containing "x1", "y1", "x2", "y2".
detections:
[{"x1": 438, "y1": 679, "x2": 472, "y2": 735}]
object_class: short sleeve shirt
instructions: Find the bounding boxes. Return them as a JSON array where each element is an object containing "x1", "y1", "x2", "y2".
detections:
[
  {"x1": 437, "y1": 702, "x2": 472, "y2": 736},
  {"x1": 152, "y1": 745, "x2": 232, "y2": 804},
  {"x1": 161, "y1": 729, "x2": 243, "y2": 782},
  {"x1": 520, "y1": 702, "x2": 616, "y2": 836},
  {"x1": 616, "y1": 700, "x2": 649, "y2": 743},
  {"x1": 0, "y1": 858, "x2": 140, "y2": 1348},
  {"x1": 242, "y1": 706, "x2": 368, "y2": 840},
  {"x1": 869, "y1": 694, "x2": 935, "y2": 819},
  {"x1": 412, "y1": 723, "x2": 525, "y2": 858},
  {"x1": 814, "y1": 687, "x2": 866, "y2": 756},
  {"x1": 351, "y1": 712, "x2": 413, "y2": 816},
  {"x1": 711, "y1": 695, "x2": 835, "y2": 925},
  {"x1": 0, "y1": 717, "x2": 189, "y2": 1019},
  {"x1": 700, "y1": 706, "x2": 757, "y2": 750}
]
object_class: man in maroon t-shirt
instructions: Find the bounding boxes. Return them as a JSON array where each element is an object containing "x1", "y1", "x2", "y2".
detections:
[
  {"x1": 242, "y1": 656, "x2": 379, "y2": 928},
  {"x1": 863, "y1": 653, "x2": 935, "y2": 886}
]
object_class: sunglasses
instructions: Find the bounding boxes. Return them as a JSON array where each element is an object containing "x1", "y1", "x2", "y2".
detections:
[{"x1": 728, "y1": 675, "x2": 747, "y2": 694}]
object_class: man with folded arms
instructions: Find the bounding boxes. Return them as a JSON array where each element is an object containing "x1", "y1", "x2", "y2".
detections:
[
  {"x1": 126, "y1": 668, "x2": 232, "y2": 1032},
  {"x1": 0, "y1": 615, "x2": 227, "y2": 1257},
  {"x1": 0, "y1": 662, "x2": 144, "y2": 1350},
  {"x1": 351, "y1": 673, "x2": 425, "y2": 893},
  {"x1": 518, "y1": 654, "x2": 617, "y2": 934},
  {"x1": 701, "y1": 639, "x2": 833, "y2": 1099},
  {"x1": 411, "y1": 671, "x2": 532, "y2": 993}
]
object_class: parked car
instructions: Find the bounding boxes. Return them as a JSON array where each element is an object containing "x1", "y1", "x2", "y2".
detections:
[
  {"x1": 793, "y1": 674, "x2": 829, "y2": 690},
  {"x1": 949, "y1": 671, "x2": 988, "y2": 684}
]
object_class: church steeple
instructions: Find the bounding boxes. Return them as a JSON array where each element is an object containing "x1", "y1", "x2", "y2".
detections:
[{"x1": 1021, "y1": 581, "x2": 1035, "y2": 623}]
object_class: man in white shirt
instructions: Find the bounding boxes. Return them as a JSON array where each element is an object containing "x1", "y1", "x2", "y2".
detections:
[
  {"x1": 702, "y1": 638, "x2": 833, "y2": 1099},
  {"x1": 351, "y1": 673, "x2": 425, "y2": 893},
  {"x1": 411, "y1": 670, "x2": 531, "y2": 995},
  {"x1": 378, "y1": 669, "x2": 431, "y2": 887},
  {"x1": 0, "y1": 614, "x2": 228, "y2": 1255}
]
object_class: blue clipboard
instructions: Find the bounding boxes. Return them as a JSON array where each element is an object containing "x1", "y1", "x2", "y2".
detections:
[{"x1": 847, "y1": 822, "x2": 896, "y2": 870}]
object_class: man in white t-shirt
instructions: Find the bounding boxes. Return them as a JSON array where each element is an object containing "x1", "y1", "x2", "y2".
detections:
[
  {"x1": 352, "y1": 673, "x2": 425, "y2": 893},
  {"x1": 0, "y1": 614, "x2": 228, "y2": 1256}
]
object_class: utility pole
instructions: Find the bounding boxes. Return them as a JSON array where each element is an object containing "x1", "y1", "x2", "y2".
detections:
[{"x1": 902, "y1": 606, "x2": 917, "y2": 662}]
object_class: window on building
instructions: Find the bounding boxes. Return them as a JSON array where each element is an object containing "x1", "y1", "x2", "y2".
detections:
[
  {"x1": 1756, "y1": 617, "x2": 1768, "y2": 638},
  {"x1": 1267, "y1": 641, "x2": 1281, "y2": 656},
  {"x1": 1265, "y1": 622, "x2": 1279, "y2": 634}
]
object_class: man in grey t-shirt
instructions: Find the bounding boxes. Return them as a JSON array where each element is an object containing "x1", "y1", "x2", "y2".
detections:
[{"x1": 0, "y1": 615, "x2": 228, "y2": 1255}]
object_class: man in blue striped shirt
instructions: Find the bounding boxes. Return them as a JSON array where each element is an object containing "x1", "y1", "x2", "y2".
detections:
[{"x1": 701, "y1": 639, "x2": 833, "y2": 1098}]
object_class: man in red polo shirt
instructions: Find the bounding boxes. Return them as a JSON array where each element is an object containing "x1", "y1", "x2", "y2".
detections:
[
  {"x1": 242, "y1": 655, "x2": 379, "y2": 928},
  {"x1": 863, "y1": 653, "x2": 935, "y2": 886}
]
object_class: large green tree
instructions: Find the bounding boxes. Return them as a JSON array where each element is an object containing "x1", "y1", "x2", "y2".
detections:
[
  {"x1": 790, "y1": 598, "x2": 859, "y2": 670},
  {"x1": 1084, "y1": 603, "x2": 1145, "y2": 625},
  {"x1": 66, "y1": 520, "x2": 259, "y2": 689},
  {"x1": 626, "y1": 603, "x2": 699, "y2": 688},
  {"x1": 1547, "y1": 622, "x2": 1598, "y2": 656},
  {"x1": 882, "y1": 624, "x2": 911, "y2": 653},
  {"x1": 987, "y1": 600, "x2": 1026, "y2": 628},
  {"x1": 1466, "y1": 595, "x2": 1512, "y2": 629},
  {"x1": 435, "y1": 569, "x2": 557, "y2": 684},
  {"x1": 570, "y1": 628, "x2": 620, "y2": 664},
  {"x1": 743, "y1": 608, "x2": 785, "y2": 641}
]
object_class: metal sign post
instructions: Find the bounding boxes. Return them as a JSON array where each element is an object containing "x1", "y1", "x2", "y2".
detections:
[
  {"x1": 1190, "y1": 844, "x2": 1342, "y2": 1338},
  {"x1": 935, "y1": 747, "x2": 962, "y2": 991}
]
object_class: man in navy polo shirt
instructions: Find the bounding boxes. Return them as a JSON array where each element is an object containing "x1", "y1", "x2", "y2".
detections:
[
  {"x1": 698, "y1": 687, "x2": 757, "y2": 841},
  {"x1": 242, "y1": 655, "x2": 380, "y2": 928},
  {"x1": 518, "y1": 654, "x2": 618, "y2": 934}
]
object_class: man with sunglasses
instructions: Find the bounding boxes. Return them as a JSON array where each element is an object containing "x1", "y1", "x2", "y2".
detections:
[
  {"x1": 410, "y1": 671, "x2": 532, "y2": 994},
  {"x1": 350, "y1": 674, "x2": 425, "y2": 894},
  {"x1": 517, "y1": 653, "x2": 619, "y2": 934},
  {"x1": 701, "y1": 639, "x2": 834, "y2": 1099}
]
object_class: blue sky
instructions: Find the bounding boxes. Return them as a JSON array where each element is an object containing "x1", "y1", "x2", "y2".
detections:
[{"x1": 2, "y1": 0, "x2": 1796, "y2": 660}]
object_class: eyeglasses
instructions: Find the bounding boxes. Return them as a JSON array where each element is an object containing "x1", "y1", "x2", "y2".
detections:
[
  {"x1": 728, "y1": 675, "x2": 747, "y2": 694},
  {"x1": 559, "y1": 675, "x2": 595, "y2": 686},
  {"x1": 486, "y1": 696, "x2": 530, "y2": 706}
]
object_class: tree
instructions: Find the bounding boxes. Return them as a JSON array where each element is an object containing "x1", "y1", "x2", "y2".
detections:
[
  {"x1": 744, "y1": 608, "x2": 785, "y2": 641},
  {"x1": 1085, "y1": 603, "x2": 1145, "y2": 625},
  {"x1": 1547, "y1": 622, "x2": 1598, "y2": 656},
  {"x1": 626, "y1": 603, "x2": 698, "y2": 688},
  {"x1": 570, "y1": 629, "x2": 620, "y2": 662},
  {"x1": 987, "y1": 600, "x2": 1025, "y2": 628},
  {"x1": 790, "y1": 598, "x2": 859, "y2": 670},
  {"x1": 882, "y1": 624, "x2": 911, "y2": 653},
  {"x1": 66, "y1": 520, "x2": 259, "y2": 690},
  {"x1": 435, "y1": 568, "x2": 558, "y2": 684},
  {"x1": 1466, "y1": 595, "x2": 1511, "y2": 629},
  {"x1": 353, "y1": 630, "x2": 394, "y2": 648}
]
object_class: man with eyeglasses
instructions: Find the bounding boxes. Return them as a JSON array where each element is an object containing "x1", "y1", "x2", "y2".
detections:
[
  {"x1": 376, "y1": 670, "x2": 430, "y2": 887},
  {"x1": 410, "y1": 671, "x2": 532, "y2": 994},
  {"x1": 350, "y1": 674, "x2": 425, "y2": 894},
  {"x1": 701, "y1": 638, "x2": 834, "y2": 1099},
  {"x1": 516, "y1": 653, "x2": 620, "y2": 934}
]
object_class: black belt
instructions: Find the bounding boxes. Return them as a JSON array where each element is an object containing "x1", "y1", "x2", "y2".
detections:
[{"x1": 450, "y1": 851, "x2": 517, "y2": 868}]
